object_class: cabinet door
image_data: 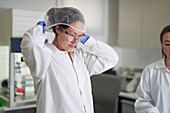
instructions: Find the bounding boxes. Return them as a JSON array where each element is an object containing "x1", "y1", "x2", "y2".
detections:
[
  {"x1": 142, "y1": 0, "x2": 170, "y2": 48},
  {"x1": 118, "y1": 0, "x2": 142, "y2": 48}
]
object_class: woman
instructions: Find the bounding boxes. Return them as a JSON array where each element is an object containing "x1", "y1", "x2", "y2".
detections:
[
  {"x1": 135, "y1": 25, "x2": 170, "y2": 113},
  {"x1": 21, "y1": 7, "x2": 119, "y2": 113}
]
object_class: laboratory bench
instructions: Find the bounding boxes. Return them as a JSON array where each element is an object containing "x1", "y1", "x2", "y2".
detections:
[
  {"x1": 0, "y1": 92, "x2": 36, "y2": 113},
  {"x1": 0, "y1": 92, "x2": 137, "y2": 113},
  {"x1": 0, "y1": 38, "x2": 37, "y2": 113},
  {"x1": 0, "y1": 104, "x2": 36, "y2": 113},
  {"x1": 117, "y1": 91, "x2": 137, "y2": 113}
]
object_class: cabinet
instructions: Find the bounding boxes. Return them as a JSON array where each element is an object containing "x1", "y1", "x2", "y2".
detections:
[
  {"x1": 0, "y1": 8, "x2": 44, "y2": 45},
  {"x1": 118, "y1": 0, "x2": 142, "y2": 48},
  {"x1": 118, "y1": 0, "x2": 170, "y2": 48},
  {"x1": 142, "y1": 0, "x2": 170, "y2": 48}
]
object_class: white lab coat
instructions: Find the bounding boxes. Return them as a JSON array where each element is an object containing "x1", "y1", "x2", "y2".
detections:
[
  {"x1": 20, "y1": 25, "x2": 119, "y2": 113},
  {"x1": 135, "y1": 59, "x2": 170, "y2": 113}
]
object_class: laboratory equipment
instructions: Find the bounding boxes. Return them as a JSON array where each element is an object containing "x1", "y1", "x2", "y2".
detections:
[{"x1": 0, "y1": 8, "x2": 45, "y2": 109}]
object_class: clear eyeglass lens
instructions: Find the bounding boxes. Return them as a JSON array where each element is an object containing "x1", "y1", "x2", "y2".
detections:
[
  {"x1": 61, "y1": 27, "x2": 84, "y2": 42},
  {"x1": 67, "y1": 34, "x2": 82, "y2": 42}
]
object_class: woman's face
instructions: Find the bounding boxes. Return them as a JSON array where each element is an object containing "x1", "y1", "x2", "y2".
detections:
[
  {"x1": 162, "y1": 32, "x2": 170, "y2": 59},
  {"x1": 54, "y1": 21, "x2": 85, "y2": 52}
]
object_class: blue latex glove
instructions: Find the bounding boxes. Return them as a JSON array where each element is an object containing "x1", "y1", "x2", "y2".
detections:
[
  {"x1": 37, "y1": 21, "x2": 46, "y2": 34},
  {"x1": 80, "y1": 34, "x2": 90, "y2": 44}
]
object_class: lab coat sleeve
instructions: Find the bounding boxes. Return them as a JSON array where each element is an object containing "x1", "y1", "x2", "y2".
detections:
[
  {"x1": 134, "y1": 67, "x2": 160, "y2": 113},
  {"x1": 81, "y1": 37, "x2": 119, "y2": 76},
  {"x1": 20, "y1": 25, "x2": 52, "y2": 82}
]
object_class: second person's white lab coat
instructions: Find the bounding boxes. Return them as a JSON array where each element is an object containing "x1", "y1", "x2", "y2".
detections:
[{"x1": 135, "y1": 59, "x2": 170, "y2": 113}]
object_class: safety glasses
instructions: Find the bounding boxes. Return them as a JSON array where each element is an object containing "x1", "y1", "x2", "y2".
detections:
[{"x1": 60, "y1": 27, "x2": 86, "y2": 42}]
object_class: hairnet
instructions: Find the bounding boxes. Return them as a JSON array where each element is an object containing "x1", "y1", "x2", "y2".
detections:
[{"x1": 44, "y1": 7, "x2": 86, "y2": 32}]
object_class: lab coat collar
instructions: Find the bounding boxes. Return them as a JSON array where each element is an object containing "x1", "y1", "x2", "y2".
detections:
[
  {"x1": 46, "y1": 43, "x2": 74, "y2": 54},
  {"x1": 155, "y1": 58, "x2": 165, "y2": 69}
]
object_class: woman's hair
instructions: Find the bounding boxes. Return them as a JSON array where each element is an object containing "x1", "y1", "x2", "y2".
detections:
[
  {"x1": 45, "y1": 7, "x2": 85, "y2": 36},
  {"x1": 160, "y1": 25, "x2": 170, "y2": 58},
  {"x1": 52, "y1": 25, "x2": 69, "y2": 37}
]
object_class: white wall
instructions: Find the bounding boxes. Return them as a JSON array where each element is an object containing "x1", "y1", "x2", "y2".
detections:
[
  {"x1": 113, "y1": 47, "x2": 162, "y2": 70},
  {"x1": 0, "y1": 0, "x2": 56, "y2": 11}
]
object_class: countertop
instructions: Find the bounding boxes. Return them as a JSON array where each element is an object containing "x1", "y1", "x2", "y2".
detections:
[
  {"x1": 0, "y1": 104, "x2": 36, "y2": 111},
  {"x1": 119, "y1": 91, "x2": 137, "y2": 100}
]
